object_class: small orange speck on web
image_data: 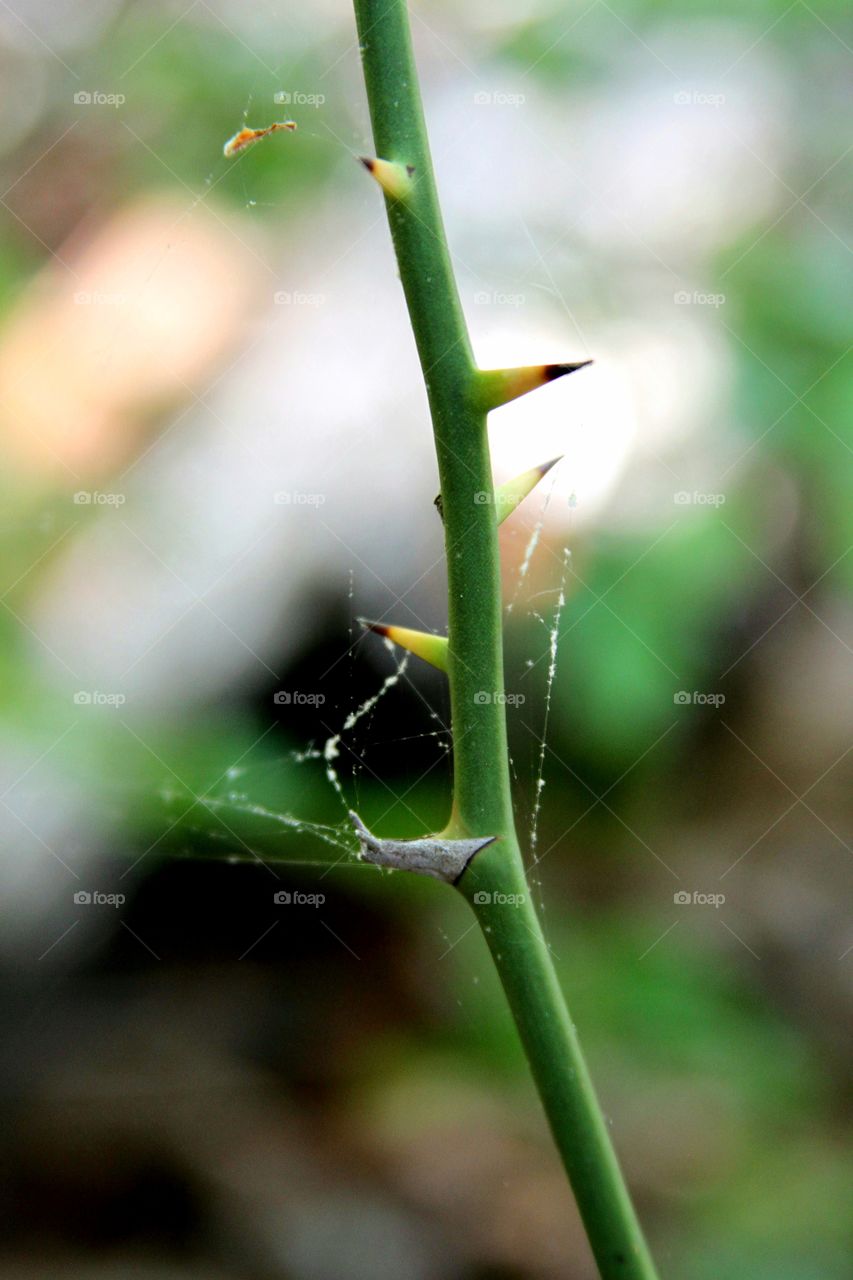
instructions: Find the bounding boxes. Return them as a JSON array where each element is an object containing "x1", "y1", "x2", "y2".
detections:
[{"x1": 223, "y1": 120, "x2": 297, "y2": 158}]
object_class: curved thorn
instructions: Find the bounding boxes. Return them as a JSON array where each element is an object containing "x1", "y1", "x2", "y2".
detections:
[{"x1": 350, "y1": 810, "x2": 495, "y2": 883}]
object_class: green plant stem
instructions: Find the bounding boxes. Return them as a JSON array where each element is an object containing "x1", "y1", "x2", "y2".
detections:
[{"x1": 353, "y1": 3, "x2": 659, "y2": 1276}]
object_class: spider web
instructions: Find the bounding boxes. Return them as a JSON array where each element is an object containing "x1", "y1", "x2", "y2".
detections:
[
  {"x1": 138, "y1": 476, "x2": 569, "y2": 885},
  {"x1": 28, "y1": 63, "x2": 572, "y2": 887}
]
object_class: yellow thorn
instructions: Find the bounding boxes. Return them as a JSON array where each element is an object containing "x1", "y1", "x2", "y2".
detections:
[
  {"x1": 477, "y1": 360, "x2": 592, "y2": 411},
  {"x1": 359, "y1": 156, "x2": 415, "y2": 200},
  {"x1": 359, "y1": 620, "x2": 447, "y2": 672},
  {"x1": 495, "y1": 456, "x2": 562, "y2": 525}
]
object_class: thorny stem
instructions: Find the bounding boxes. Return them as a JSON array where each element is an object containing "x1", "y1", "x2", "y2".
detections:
[{"x1": 353, "y1": 2, "x2": 660, "y2": 1276}]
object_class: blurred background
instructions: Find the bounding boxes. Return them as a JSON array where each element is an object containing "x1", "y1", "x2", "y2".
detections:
[{"x1": 0, "y1": 0, "x2": 850, "y2": 1276}]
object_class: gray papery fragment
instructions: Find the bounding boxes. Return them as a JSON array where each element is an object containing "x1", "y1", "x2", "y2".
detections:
[{"x1": 349, "y1": 811, "x2": 495, "y2": 884}]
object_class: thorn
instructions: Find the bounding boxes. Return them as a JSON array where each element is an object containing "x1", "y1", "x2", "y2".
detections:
[
  {"x1": 543, "y1": 360, "x2": 593, "y2": 381},
  {"x1": 477, "y1": 360, "x2": 592, "y2": 411},
  {"x1": 349, "y1": 811, "x2": 495, "y2": 883},
  {"x1": 359, "y1": 156, "x2": 415, "y2": 200},
  {"x1": 495, "y1": 456, "x2": 563, "y2": 526},
  {"x1": 359, "y1": 619, "x2": 448, "y2": 672},
  {"x1": 223, "y1": 120, "x2": 297, "y2": 158}
]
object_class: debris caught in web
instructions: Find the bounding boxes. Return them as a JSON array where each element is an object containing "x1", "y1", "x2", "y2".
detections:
[{"x1": 223, "y1": 120, "x2": 297, "y2": 158}]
